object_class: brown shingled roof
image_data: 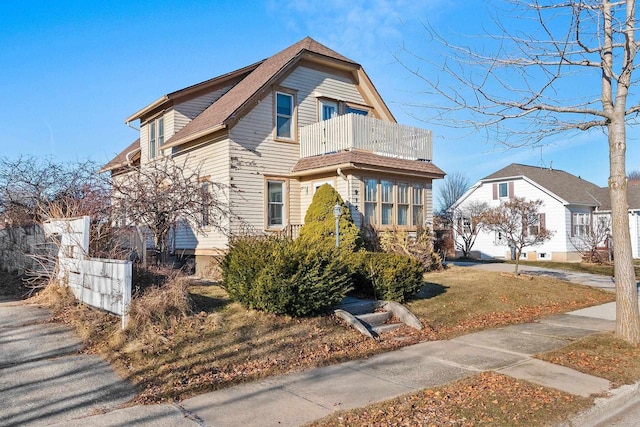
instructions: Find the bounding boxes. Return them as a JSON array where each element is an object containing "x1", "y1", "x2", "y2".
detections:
[
  {"x1": 291, "y1": 150, "x2": 446, "y2": 178},
  {"x1": 100, "y1": 139, "x2": 140, "y2": 173},
  {"x1": 163, "y1": 37, "x2": 360, "y2": 148},
  {"x1": 483, "y1": 163, "x2": 604, "y2": 206}
]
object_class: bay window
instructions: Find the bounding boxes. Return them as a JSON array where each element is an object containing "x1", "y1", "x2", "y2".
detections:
[{"x1": 362, "y1": 178, "x2": 427, "y2": 228}]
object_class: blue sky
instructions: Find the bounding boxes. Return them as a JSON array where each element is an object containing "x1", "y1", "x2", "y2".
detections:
[{"x1": 1, "y1": 0, "x2": 637, "y2": 193}]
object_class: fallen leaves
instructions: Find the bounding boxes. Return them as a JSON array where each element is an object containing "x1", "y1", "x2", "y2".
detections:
[{"x1": 307, "y1": 372, "x2": 592, "y2": 427}]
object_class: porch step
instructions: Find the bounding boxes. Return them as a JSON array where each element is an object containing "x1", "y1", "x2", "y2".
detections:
[
  {"x1": 355, "y1": 311, "x2": 391, "y2": 327},
  {"x1": 334, "y1": 298, "x2": 423, "y2": 339},
  {"x1": 372, "y1": 323, "x2": 404, "y2": 335}
]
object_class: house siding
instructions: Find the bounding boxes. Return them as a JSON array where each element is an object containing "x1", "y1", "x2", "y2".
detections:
[
  {"x1": 173, "y1": 86, "x2": 233, "y2": 133},
  {"x1": 171, "y1": 134, "x2": 231, "y2": 251},
  {"x1": 283, "y1": 65, "x2": 369, "y2": 127},
  {"x1": 457, "y1": 178, "x2": 575, "y2": 260}
]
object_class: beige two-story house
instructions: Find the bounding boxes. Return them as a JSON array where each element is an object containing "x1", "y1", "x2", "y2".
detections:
[{"x1": 102, "y1": 37, "x2": 445, "y2": 271}]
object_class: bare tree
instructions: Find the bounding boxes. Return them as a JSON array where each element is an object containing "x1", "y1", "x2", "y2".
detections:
[
  {"x1": 629, "y1": 170, "x2": 640, "y2": 185},
  {"x1": 569, "y1": 215, "x2": 612, "y2": 263},
  {"x1": 398, "y1": 0, "x2": 640, "y2": 343},
  {"x1": 0, "y1": 156, "x2": 103, "y2": 227},
  {"x1": 482, "y1": 198, "x2": 554, "y2": 275},
  {"x1": 452, "y1": 201, "x2": 489, "y2": 258},
  {"x1": 108, "y1": 157, "x2": 229, "y2": 265},
  {"x1": 437, "y1": 172, "x2": 469, "y2": 215}
]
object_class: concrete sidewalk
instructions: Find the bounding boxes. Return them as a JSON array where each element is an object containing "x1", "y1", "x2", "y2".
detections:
[{"x1": 3, "y1": 264, "x2": 636, "y2": 426}]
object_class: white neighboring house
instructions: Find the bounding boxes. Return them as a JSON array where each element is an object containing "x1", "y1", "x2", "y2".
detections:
[{"x1": 452, "y1": 163, "x2": 640, "y2": 261}]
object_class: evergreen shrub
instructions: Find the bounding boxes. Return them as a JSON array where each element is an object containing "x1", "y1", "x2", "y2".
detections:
[
  {"x1": 221, "y1": 235, "x2": 351, "y2": 316},
  {"x1": 297, "y1": 184, "x2": 363, "y2": 252},
  {"x1": 347, "y1": 251, "x2": 424, "y2": 302}
]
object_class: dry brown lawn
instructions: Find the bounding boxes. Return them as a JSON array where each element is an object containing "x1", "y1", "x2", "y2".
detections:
[{"x1": 37, "y1": 265, "x2": 614, "y2": 404}]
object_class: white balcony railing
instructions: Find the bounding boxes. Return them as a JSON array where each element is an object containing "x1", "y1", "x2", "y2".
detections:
[{"x1": 299, "y1": 114, "x2": 432, "y2": 161}]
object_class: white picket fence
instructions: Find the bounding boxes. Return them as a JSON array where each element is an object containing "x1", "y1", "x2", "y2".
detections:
[{"x1": 43, "y1": 216, "x2": 132, "y2": 328}]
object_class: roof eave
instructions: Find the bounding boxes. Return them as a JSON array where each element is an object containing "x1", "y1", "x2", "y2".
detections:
[
  {"x1": 125, "y1": 96, "x2": 169, "y2": 124},
  {"x1": 161, "y1": 124, "x2": 227, "y2": 150}
]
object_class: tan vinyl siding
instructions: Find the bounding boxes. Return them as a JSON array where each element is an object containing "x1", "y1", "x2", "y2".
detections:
[
  {"x1": 229, "y1": 94, "x2": 299, "y2": 233},
  {"x1": 281, "y1": 66, "x2": 367, "y2": 128},
  {"x1": 139, "y1": 124, "x2": 149, "y2": 164},
  {"x1": 425, "y1": 182, "x2": 434, "y2": 227},
  {"x1": 172, "y1": 134, "x2": 231, "y2": 250},
  {"x1": 289, "y1": 179, "x2": 302, "y2": 225},
  {"x1": 174, "y1": 86, "x2": 234, "y2": 133}
]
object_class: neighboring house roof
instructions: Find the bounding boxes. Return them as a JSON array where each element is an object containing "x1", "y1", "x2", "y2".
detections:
[
  {"x1": 99, "y1": 139, "x2": 140, "y2": 173},
  {"x1": 596, "y1": 185, "x2": 640, "y2": 211},
  {"x1": 482, "y1": 163, "x2": 603, "y2": 206},
  {"x1": 291, "y1": 150, "x2": 446, "y2": 178}
]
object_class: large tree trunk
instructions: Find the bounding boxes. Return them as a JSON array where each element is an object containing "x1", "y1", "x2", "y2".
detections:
[{"x1": 609, "y1": 119, "x2": 640, "y2": 344}]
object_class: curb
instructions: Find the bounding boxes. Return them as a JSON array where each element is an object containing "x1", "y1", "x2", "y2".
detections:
[{"x1": 560, "y1": 380, "x2": 640, "y2": 426}]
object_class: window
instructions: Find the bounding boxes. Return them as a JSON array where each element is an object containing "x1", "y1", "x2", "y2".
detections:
[
  {"x1": 364, "y1": 178, "x2": 378, "y2": 226},
  {"x1": 275, "y1": 92, "x2": 294, "y2": 140},
  {"x1": 319, "y1": 99, "x2": 338, "y2": 121},
  {"x1": 412, "y1": 184, "x2": 424, "y2": 226},
  {"x1": 200, "y1": 183, "x2": 210, "y2": 226},
  {"x1": 397, "y1": 183, "x2": 409, "y2": 226},
  {"x1": 381, "y1": 180, "x2": 394, "y2": 225},
  {"x1": 148, "y1": 117, "x2": 164, "y2": 159},
  {"x1": 346, "y1": 106, "x2": 368, "y2": 116},
  {"x1": 573, "y1": 212, "x2": 590, "y2": 237},
  {"x1": 267, "y1": 181, "x2": 285, "y2": 227},
  {"x1": 363, "y1": 179, "x2": 427, "y2": 228},
  {"x1": 499, "y1": 182, "x2": 508, "y2": 198}
]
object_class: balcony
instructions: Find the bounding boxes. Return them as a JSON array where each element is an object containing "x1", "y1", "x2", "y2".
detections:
[{"x1": 299, "y1": 114, "x2": 432, "y2": 161}]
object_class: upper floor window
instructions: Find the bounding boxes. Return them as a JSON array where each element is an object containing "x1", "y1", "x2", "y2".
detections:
[
  {"x1": 275, "y1": 91, "x2": 294, "y2": 140},
  {"x1": 493, "y1": 181, "x2": 513, "y2": 199},
  {"x1": 319, "y1": 99, "x2": 338, "y2": 121},
  {"x1": 346, "y1": 106, "x2": 368, "y2": 116},
  {"x1": 499, "y1": 182, "x2": 508, "y2": 198},
  {"x1": 148, "y1": 117, "x2": 164, "y2": 159}
]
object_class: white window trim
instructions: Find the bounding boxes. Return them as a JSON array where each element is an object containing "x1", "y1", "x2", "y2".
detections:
[
  {"x1": 266, "y1": 179, "x2": 287, "y2": 229},
  {"x1": 274, "y1": 90, "x2": 296, "y2": 142},
  {"x1": 318, "y1": 98, "x2": 338, "y2": 121}
]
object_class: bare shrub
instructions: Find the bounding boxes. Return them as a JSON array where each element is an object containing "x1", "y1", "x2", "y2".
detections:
[
  {"x1": 379, "y1": 226, "x2": 442, "y2": 271},
  {"x1": 125, "y1": 277, "x2": 192, "y2": 338}
]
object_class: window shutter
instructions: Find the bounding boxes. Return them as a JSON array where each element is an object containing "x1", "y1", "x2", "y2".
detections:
[
  {"x1": 492, "y1": 183, "x2": 498, "y2": 200},
  {"x1": 508, "y1": 181, "x2": 515, "y2": 199},
  {"x1": 570, "y1": 212, "x2": 574, "y2": 237},
  {"x1": 540, "y1": 213, "x2": 546, "y2": 230}
]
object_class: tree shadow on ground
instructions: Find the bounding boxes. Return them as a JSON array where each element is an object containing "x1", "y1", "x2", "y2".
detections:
[
  {"x1": 189, "y1": 290, "x2": 231, "y2": 312},
  {"x1": 413, "y1": 282, "x2": 448, "y2": 300}
]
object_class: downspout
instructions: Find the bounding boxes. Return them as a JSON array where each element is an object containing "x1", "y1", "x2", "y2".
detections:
[{"x1": 337, "y1": 167, "x2": 350, "y2": 205}]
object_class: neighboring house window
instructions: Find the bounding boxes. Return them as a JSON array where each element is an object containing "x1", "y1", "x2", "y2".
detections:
[
  {"x1": 412, "y1": 184, "x2": 425, "y2": 226},
  {"x1": 275, "y1": 91, "x2": 294, "y2": 140},
  {"x1": 499, "y1": 182, "x2": 508, "y2": 198},
  {"x1": 493, "y1": 181, "x2": 514, "y2": 199},
  {"x1": 319, "y1": 99, "x2": 338, "y2": 121},
  {"x1": 573, "y1": 212, "x2": 590, "y2": 237},
  {"x1": 200, "y1": 182, "x2": 210, "y2": 226},
  {"x1": 364, "y1": 178, "x2": 378, "y2": 226},
  {"x1": 346, "y1": 106, "x2": 368, "y2": 116},
  {"x1": 148, "y1": 117, "x2": 164, "y2": 159},
  {"x1": 397, "y1": 182, "x2": 409, "y2": 226},
  {"x1": 267, "y1": 181, "x2": 285, "y2": 227}
]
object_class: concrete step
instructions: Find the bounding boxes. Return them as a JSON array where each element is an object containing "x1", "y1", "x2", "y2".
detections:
[
  {"x1": 372, "y1": 323, "x2": 403, "y2": 335},
  {"x1": 355, "y1": 311, "x2": 391, "y2": 327},
  {"x1": 338, "y1": 300, "x2": 378, "y2": 315}
]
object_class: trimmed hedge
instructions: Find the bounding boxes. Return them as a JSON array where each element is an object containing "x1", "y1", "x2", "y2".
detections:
[
  {"x1": 347, "y1": 251, "x2": 425, "y2": 302},
  {"x1": 297, "y1": 184, "x2": 363, "y2": 252},
  {"x1": 221, "y1": 235, "x2": 352, "y2": 317}
]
